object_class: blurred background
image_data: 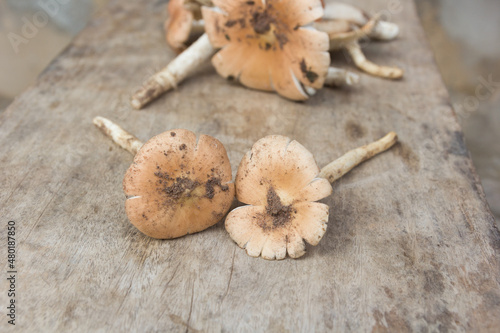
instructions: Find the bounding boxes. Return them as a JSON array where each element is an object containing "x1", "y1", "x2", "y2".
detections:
[{"x1": 0, "y1": 0, "x2": 499, "y2": 222}]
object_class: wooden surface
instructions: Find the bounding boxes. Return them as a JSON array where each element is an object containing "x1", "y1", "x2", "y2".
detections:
[{"x1": 1, "y1": 0, "x2": 500, "y2": 331}]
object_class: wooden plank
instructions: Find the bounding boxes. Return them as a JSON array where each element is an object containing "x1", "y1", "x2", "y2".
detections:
[{"x1": 1, "y1": 0, "x2": 499, "y2": 331}]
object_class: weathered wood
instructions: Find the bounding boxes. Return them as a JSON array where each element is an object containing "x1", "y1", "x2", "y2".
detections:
[{"x1": 1, "y1": 0, "x2": 499, "y2": 331}]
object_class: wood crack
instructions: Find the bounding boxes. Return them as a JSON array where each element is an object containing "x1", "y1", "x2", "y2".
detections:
[{"x1": 185, "y1": 282, "x2": 195, "y2": 333}]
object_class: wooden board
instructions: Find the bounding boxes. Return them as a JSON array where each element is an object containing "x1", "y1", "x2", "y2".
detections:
[{"x1": 1, "y1": 0, "x2": 499, "y2": 331}]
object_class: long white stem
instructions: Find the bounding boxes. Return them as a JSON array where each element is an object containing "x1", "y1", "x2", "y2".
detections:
[
  {"x1": 93, "y1": 117, "x2": 143, "y2": 155},
  {"x1": 345, "y1": 41, "x2": 404, "y2": 79},
  {"x1": 319, "y1": 132, "x2": 398, "y2": 183},
  {"x1": 131, "y1": 33, "x2": 215, "y2": 109},
  {"x1": 324, "y1": 67, "x2": 360, "y2": 87}
]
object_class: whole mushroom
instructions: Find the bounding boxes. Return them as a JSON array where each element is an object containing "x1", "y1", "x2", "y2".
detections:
[
  {"x1": 225, "y1": 131, "x2": 398, "y2": 260},
  {"x1": 93, "y1": 117, "x2": 235, "y2": 239},
  {"x1": 132, "y1": 0, "x2": 358, "y2": 109}
]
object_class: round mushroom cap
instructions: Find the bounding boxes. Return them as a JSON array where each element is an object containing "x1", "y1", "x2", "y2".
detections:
[
  {"x1": 226, "y1": 135, "x2": 333, "y2": 260},
  {"x1": 123, "y1": 129, "x2": 234, "y2": 239}
]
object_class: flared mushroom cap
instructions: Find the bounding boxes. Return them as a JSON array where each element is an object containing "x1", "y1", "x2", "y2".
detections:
[
  {"x1": 226, "y1": 135, "x2": 333, "y2": 260},
  {"x1": 123, "y1": 129, "x2": 234, "y2": 239},
  {"x1": 165, "y1": 0, "x2": 196, "y2": 52},
  {"x1": 202, "y1": 0, "x2": 330, "y2": 101}
]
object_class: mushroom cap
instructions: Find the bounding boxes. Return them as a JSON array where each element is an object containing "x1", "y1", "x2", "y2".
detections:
[
  {"x1": 202, "y1": 0, "x2": 330, "y2": 101},
  {"x1": 226, "y1": 135, "x2": 333, "y2": 260},
  {"x1": 123, "y1": 129, "x2": 235, "y2": 239},
  {"x1": 165, "y1": 0, "x2": 195, "y2": 52}
]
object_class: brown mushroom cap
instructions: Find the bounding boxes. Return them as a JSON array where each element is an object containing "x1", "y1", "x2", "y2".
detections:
[
  {"x1": 165, "y1": 0, "x2": 196, "y2": 52},
  {"x1": 123, "y1": 129, "x2": 234, "y2": 239},
  {"x1": 202, "y1": 0, "x2": 330, "y2": 101},
  {"x1": 226, "y1": 135, "x2": 333, "y2": 260}
]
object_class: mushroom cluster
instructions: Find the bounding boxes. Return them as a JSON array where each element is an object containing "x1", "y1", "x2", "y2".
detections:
[
  {"x1": 131, "y1": 0, "x2": 373, "y2": 109},
  {"x1": 131, "y1": 0, "x2": 403, "y2": 109},
  {"x1": 226, "y1": 131, "x2": 397, "y2": 259},
  {"x1": 94, "y1": 117, "x2": 397, "y2": 259}
]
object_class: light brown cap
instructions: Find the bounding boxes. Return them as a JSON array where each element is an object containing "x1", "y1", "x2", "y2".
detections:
[
  {"x1": 202, "y1": 0, "x2": 330, "y2": 101},
  {"x1": 123, "y1": 129, "x2": 234, "y2": 239},
  {"x1": 226, "y1": 135, "x2": 332, "y2": 260},
  {"x1": 165, "y1": 0, "x2": 195, "y2": 52}
]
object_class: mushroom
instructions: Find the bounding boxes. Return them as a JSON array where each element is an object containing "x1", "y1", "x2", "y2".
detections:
[
  {"x1": 313, "y1": 1, "x2": 403, "y2": 79},
  {"x1": 165, "y1": 0, "x2": 205, "y2": 52},
  {"x1": 225, "y1": 131, "x2": 397, "y2": 260},
  {"x1": 93, "y1": 117, "x2": 235, "y2": 239},
  {"x1": 132, "y1": 0, "x2": 358, "y2": 109}
]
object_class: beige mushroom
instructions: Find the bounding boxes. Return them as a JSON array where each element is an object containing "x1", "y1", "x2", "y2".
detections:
[
  {"x1": 165, "y1": 0, "x2": 205, "y2": 52},
  {"x1": 225, "y1": 131, "x2": 397, "y2": 260},
  {"x1": 132, "y1": 0, "x2": 358, "y2": 109},
  {"x1": 93, "y1": 117, "x2": 235, "y2": 239},
  {"x1": 314, "y1": 1, "x2": 404, "y2": 80}
]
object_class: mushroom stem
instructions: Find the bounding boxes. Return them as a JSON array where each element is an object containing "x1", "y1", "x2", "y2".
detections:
[
  {"x1": 345, "y1": 41, "x2": 404, "y2": 79},
  {"x1": 190, "y1": 20, "x2": 205, "y2": 35},
  {"x1": 319, "y1": 131, "x2": 398, "y2": 183},
  {"x1": 93, "y1": 117, "x2": 143, "y2": 155},
  {"x1": 326, "y1": 15, "x2": 380, "y2": 50},
  {"x1": 324, "y1": 67, "x2": 360, "y2": 87},
  {"x1": 131, "y1": 33, "x2": 215, "y2": 109},
  {"x1": 370, "y1": 21, "x2": 399, "y2": 41}
]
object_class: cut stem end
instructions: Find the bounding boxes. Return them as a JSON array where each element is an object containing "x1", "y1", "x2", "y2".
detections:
[
  {"x1": 93, "y1": 117, "x2": 144, "y2": 155},
  {"x1": 130, "y1": 33, "x2": 215, "y2": 109}
]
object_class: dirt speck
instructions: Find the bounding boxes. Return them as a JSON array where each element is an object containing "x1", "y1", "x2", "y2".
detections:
[
  {"x1": 162, "y1": 177, "x2": 200, "y2": 200},
  {"x1": 300, "y1": 59, "x2": 318, "y2": 83},
  {"x1": 179, "y1": 144, "x2": 187, "y2": 151},
  {"x1": 170, "y1": 132, "x2": 176, "y2": 137},
  {"x1": 274, "y1": 31, "x2": 288, "y2": 49},
  {"x1": 251, "y1": 10, "x2": 274, "y2": 34},
  {"x1": 205, "y1": 177, "x2": 229, "y2": 199}
]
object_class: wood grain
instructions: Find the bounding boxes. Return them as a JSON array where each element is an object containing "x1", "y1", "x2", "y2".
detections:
[{"x1": 1, "y1": 0, "x2": 499, "y2": 331}]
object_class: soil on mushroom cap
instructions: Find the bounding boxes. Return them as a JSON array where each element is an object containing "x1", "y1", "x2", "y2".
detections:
[
  {"x1": 300, "y1": 59, "x2": 319, "y2": 83},
  {"x1": 251, "y1": 10, "x2": 275, "y2": 34},
  {"x1": 165, "y1": 177, "x2": 200, "y2": 200},
  {"x1": 260, "y1": 186, "x2": 296, "y2": 230},
  {"x1": 205, "y1": 177, "x2": 230, "y2": 199}
]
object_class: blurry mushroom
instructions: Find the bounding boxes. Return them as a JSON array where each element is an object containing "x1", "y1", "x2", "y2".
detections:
[
  {"x1": 225, "y1": 131, "x2": 397, "y2": 260},
  {"x1": 93, "y1": 117, "x2": 235, "y2": 239},
  {"x1": 165, "y1": 0, "x2": 205, "y2": 52},
  {"x1": 314, "y1": 1, "x2": 403, "y2": 79},
  {"x1": 132, "y1": 0, "x2": 348, "y2": 109}
]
